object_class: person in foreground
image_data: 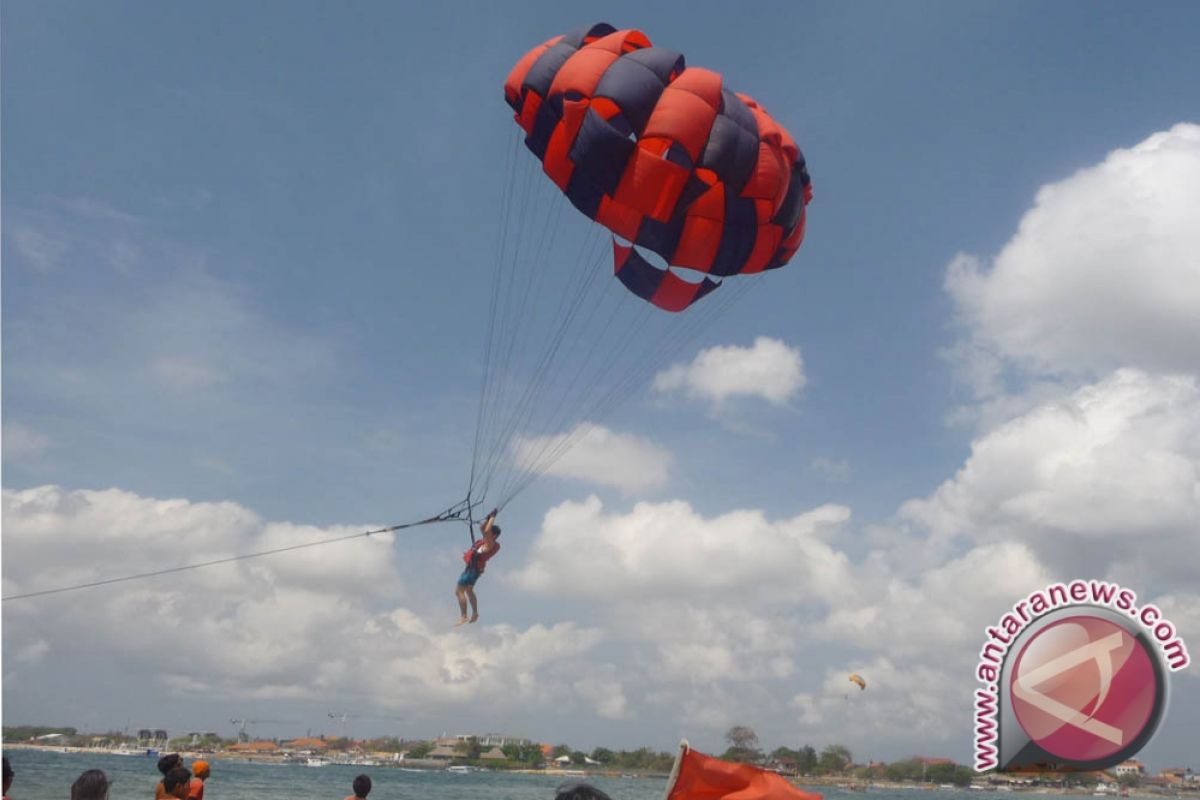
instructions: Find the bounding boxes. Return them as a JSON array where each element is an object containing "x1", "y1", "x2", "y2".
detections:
[
  {"x1": 3, "y1": 756, "x2": 14, "y2": 800},
  {"x1": 346, "y1": 774, "x2": 372, "y2": 800},
  {"x1": 72, "y1": 770, "x2": 109, "y2": 800},
  {"x1": 455, "y1": 509, "x2": 500, "y2": 625},
  {"x1": 155, "y1": 754, "x2": 183, "y2": 800},
  {"x1": 162, "y1": 767, "x2": 191, "y2": 800}
]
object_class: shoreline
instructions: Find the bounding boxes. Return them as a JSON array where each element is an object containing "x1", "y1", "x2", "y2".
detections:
[{"x1": 4, "y1": 744, "x2": 1197, "y2": 798}]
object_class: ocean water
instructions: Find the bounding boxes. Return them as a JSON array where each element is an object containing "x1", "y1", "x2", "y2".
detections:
[
  {"x1": 2, "y1": 749, "x2": 652, "y2": 800},
  {"x1": 0, "y1": 749, "x2": 990, "y2": 800}
]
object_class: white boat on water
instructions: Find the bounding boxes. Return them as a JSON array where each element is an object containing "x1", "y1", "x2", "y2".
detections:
[
  {"x1": 446, "y1": 765, "x2": 471, "y2": 774},
  {"x1": 305, "y1": 757, "x2": 330, "y2": 767}
]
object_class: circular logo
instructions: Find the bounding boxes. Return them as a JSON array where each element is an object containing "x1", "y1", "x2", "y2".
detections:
[{"x1": 1009, "y1": 614, "x2": 1161, "y2": 764}]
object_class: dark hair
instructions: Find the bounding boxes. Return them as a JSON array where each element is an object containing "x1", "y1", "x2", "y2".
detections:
[
  {"x1": 163, "y1": 767, "x2": 191, "y2": 793},
  {"x1": 491, "y1": 525, "x2": 501, "y2": 538},
  {"x1": 352, "y1": 774, "x2": 372, "y2": 798},
  {"x1": 3, "y1": 756, "x2": 13, "y2": 785},
  {"x1": 157, "y1": 754, "x2": 182, "y2": 776},
  {"x1": 555, "y1": 782, "x2": 614, "y2": 800},
  {"x1": 71, "y1": 769, "x2": 109, "y2": 800}
]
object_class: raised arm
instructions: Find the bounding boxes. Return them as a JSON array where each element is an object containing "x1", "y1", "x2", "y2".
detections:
[{"x1": 480, "y1": 509, "x2": 498, "y2": 546}]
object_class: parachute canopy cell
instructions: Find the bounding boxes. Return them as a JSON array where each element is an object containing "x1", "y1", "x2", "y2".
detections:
[
  {"x1": 504, "y1": 22, "x2": 812, "y2": 312},
  {"x1": 849, "y1": 673, "x2": 866, "y2": 691}
]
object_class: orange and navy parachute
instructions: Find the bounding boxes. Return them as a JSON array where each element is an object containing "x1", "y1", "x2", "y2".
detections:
[{"x1": 505, "y1": 23, "x2": 812, "y2": 312}]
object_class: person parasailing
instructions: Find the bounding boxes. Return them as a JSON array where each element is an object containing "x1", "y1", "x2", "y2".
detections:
[{"x1": 455, "y1": 509, "x2": 501, "y2": 625}]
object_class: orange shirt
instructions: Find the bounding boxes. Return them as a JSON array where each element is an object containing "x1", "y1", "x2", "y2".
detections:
[{"x1": 188, "y1": 778, "x2": 205, "y2": 800}]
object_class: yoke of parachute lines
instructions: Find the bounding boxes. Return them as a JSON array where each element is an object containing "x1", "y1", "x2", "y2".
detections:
[{"x1": 366, "y1": 498, "x2": 479, "y2": 537}]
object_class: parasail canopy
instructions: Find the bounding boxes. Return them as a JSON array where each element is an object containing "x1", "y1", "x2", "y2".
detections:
[{"x1": 503, "y1": 23, "x2": 812, "y2": 312}]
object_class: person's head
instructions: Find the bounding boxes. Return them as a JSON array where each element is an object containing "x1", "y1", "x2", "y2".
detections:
[
  {"x1": 70, "y1": 769, "x2": 109, "y2": 800},
  {"x1": 352, "y1": 774, "x2": 372, "y2": 798},
  {"x1": 555, "y1": 782, "x2": 614, "y2": 800},
  {"x1": 157, "y1": 754, "x2": 182, "y2": 777},
  {"x1": 190, "y1": 761, "x2": 210, "y2": 781},
  {"x1": 491, "y1": 525, "x2": 501, "y2": 538},
  {"x1": 3, "y1": 756, "x2": 14, "y2": 794},
  {"x1": 163, "y1": 767, "x2": 191, "y2": 799}
]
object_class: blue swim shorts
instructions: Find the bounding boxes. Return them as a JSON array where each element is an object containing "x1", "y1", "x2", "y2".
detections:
[{"x1": 457, "y1": 565, "x2": 482, "y2": 587}]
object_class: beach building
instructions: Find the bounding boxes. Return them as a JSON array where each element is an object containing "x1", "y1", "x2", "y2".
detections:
[
  {"x1": 452, "y1": 733, "x2": 532, "y2": 747},
  {"x1": 1159, "y1": 768, "x2": 1195, "y2": 785},
  {"x1": 481, "y1": 747, "x2": 507, "y2": 762},
  {"x1": 283, "y1": 738, "x2": 329, "y2": 754},
  {"x1": 1113, "y1": 760, "x2": 1145, "y2": 777},
  {"x1": 427, "y1": 743, "x2": 460, "y2": 761}
]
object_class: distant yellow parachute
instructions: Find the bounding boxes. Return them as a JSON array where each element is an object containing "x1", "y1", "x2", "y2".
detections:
[{"x1": 848, "y1": 673, "x2": 867, "y2": 691}]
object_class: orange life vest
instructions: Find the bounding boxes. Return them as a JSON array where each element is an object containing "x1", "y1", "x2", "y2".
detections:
[{"x1": 462, "y1": 538, "x2": 500, "y2": 568}]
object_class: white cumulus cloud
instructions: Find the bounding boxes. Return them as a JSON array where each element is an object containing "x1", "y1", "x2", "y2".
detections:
[
  {"x1": 946, "y1": 122, "x2": 1200, "y2": 392},
  {"x1": 0, "y1": 485, "x2": 612, "y2": 715},
  {"x1": 510, "y1": 495, "x2": 851, "y2": 602},
  {"x1": 653, "y1": 337, "x2": 805, "y2": 409},
  {"x1": 901, "y1": 370, "x2": 1200, "y2": 587},
  {"x1": 512, "y1": 424, "x2": 672, "y2": 493}
]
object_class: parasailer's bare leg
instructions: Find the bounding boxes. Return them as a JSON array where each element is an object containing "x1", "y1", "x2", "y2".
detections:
[
  {"x1": 455, "y1": 585, "x2": 470, "y2": 625},
  {"x1": 465, "y1": 586, "x2": 479, "y2": 623}
]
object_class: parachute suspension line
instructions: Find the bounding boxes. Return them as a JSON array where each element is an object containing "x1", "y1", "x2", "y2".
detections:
[
  {"x1": 478, "y1": 158, "x2": 575, "y2": 501},
  {"x1": 470, "y1": 130, "x2": 534, "y2": 504},
  {"x1": 474, "y1": 185, "x2": 578, "y2": 490},
  {"x1": 502, "y1": 278, "x2": 759, "y2": 506},
  {"x1": 493, "y1": 238, "x2": 633, "y2": 503},
  {"x1": 477, "y1": 149, "x2": 536, "y2": 453},
  {"x1": 0, "y1": 501, "x2": 477, "y2": 603},
  {"x1": 482, "y1": 228, "x2": 609, "y2": 488},
  {"x1": 498, "y1": 252, "x2": 762, "y2": 507},
  {"x1": 471, "y1": 135, "x2": 546, "y2": 504},
  {"x1": 490, "y1": 168, "x2": 564, "y2": 408},
  {"x1": 468, "y1": 130, "x2": 522, "y2": 501},
  {"x1": 529, "y1": 277, "x2": 758, "y2": 493},
  {"x1": 473, "y1": 162, "x2": 767, "y2": 510},
  {"x1": 496, "y1": 274, "x2": 655, "y2": 502},
  {"x1": 468, "y1": 134, "x2": 624, "y2": 510},
  {"x1": 475, "y1": 223, "x2": 609, "y2": 507}
]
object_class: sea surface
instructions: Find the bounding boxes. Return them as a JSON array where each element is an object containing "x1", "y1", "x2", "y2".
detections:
[{"x1": 1, "y1": 749, "x2": 996, "y2": 800}]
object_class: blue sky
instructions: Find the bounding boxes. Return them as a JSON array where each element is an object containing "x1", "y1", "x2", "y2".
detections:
[{"x1": 4, "y1": 1, "x2": 1200, "y2": 768}]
